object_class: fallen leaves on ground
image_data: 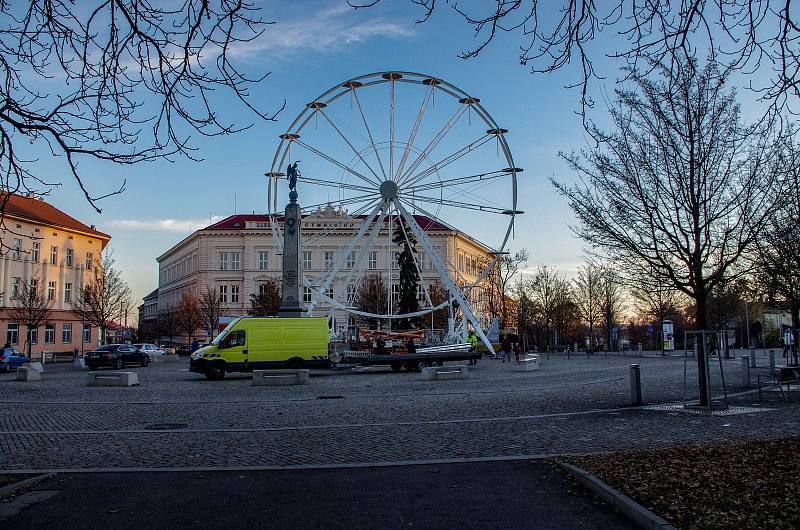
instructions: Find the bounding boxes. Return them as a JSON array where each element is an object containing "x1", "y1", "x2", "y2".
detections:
[{"x1": 563, "y1": 437, "x2": 800, "y2": 529}]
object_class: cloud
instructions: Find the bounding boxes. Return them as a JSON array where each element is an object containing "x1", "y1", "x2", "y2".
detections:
[
  {"x1": 229, "y1": 2, "x2": 414, "y2": 60},
  {"x1": 108, "y1": 216, "x2": 223, "y2": 233}
]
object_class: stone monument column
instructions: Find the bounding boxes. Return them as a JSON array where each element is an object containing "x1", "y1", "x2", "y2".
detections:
[{"x1": 278, "y1": 174, "x2": 306, "y2": 317}]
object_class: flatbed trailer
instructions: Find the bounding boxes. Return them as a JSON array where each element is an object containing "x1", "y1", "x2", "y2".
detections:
[{"x1": 332, "y1": 346, "x2": 480, "y2": 372}]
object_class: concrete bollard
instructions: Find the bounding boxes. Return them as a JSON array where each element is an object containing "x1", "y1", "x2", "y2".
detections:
[
  {"x1": 741, "y1": 356, "x2": 750, "y2": 387},
  {"x1": 16, "y1": 366, "x2": 42, "y2": 382},
  {"x1": 630, "y1": 364, "x2": 642, "y2": 406},
  {"x1": 769, "y1": 350, "x2": 776, "y2": 375}
]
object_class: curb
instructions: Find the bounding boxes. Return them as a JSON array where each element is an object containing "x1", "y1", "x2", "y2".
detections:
[
  {"x1": 0, "y1": 473, "x2": 52, "y2": 500},
  {"x1": 555, "y1": 462, "x2": 676, "y2": 530}
]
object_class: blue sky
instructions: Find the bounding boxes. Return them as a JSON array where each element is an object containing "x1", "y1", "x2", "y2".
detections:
[{"x1": 35, "y1": 0, "x2": 770, "y2": 307}]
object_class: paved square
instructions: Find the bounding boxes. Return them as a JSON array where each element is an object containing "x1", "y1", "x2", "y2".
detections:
[{"x1": 1, "y1": 353, "x2": 798, "y2": 471}]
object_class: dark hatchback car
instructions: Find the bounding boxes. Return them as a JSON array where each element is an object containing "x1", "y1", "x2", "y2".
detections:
[{"x1": 85, "y1": 344, "x2": 150, "y2": 370}]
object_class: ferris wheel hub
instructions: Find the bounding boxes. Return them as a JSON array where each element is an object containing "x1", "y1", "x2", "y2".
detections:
[{"x1": 379, "y1": 179, "x2": 399, "y2": 200}]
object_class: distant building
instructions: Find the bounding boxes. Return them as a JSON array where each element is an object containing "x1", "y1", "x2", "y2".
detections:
[
  {"x1": 137, "y1": 288, "x2": 159, "y2": 341},
  {"x1": 153, "y1": 205, "x2": 494, "y2": 342},
  {"x1": 0, "y1": 192, "x2": 110, "y2": 355}
]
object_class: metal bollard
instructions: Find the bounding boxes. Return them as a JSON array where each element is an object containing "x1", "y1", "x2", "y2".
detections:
[
  {"x1": 769, "y1": 350, "x2": 776, "y2": 375},
  {"x1": 630, "y1": 364, "x2": 642, "y2": 406},
  {"x1": 750, "y1": 348, "x2": 756, "y2": 368},
  {"x1": 741, "y1": 356, "x2": 751, "y2": 388}
]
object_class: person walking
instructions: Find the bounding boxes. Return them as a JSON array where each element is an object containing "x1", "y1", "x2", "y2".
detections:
[
  {"x1": 500, "y1": 335, "x2": 512, "y2": 363},
  {"x1": 514, "y1": 342, "x2": 523, "y2": 362}
]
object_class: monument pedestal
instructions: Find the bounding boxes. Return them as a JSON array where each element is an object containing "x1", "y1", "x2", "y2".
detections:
[{"x1": 278, "y1": 191, "x2": 306, "y2": 318}]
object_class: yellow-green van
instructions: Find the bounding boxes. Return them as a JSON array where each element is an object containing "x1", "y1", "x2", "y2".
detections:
[{"x1": 189, "y1": 317, "x2": 330, "y2": 380}]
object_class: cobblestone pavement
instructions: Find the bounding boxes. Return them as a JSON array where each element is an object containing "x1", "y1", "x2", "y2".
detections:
[{"x1": 1, "y1": 353, "x2": 797, "y2": 471}]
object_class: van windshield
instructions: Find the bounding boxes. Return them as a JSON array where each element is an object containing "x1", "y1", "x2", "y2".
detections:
[{"x1": 212, "y1": 318, "x2": 241, "y2": 345}]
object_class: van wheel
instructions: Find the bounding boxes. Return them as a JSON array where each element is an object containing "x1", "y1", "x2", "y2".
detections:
[
  {"x1": 415, "y1": 360, "x2": 428, "y2": 371},
  {"x1": 286, "y1": 358, "x2": 304, "y2": 370},
  {"x1": 429, "y1": 360, "x2": 441, "y2": 367},
  {"x1": 205, "y1": 363, "x2": 226, "y2": 380},
  {"x1": 114, "y1": 359, "x2": 124, "y2": 369},
  {"x1": 390, "y1": 363, "x2": 402, "y2": 372}
]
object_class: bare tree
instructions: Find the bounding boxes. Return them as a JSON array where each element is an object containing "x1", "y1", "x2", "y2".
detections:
[
  {"x1": 630, "y1": 271, "x2": 683, "y2": 354},
  {"x1": 354, "y1": 1, "x2": 800, "y2": 121},
  {"x1": 249, "y1": 278, "x2": 281, "y2": 317},
  {"x1": 524, "y1": 265, "x2": 571, "y2": 351},
  {"x1": 427, "y1": 281, "x2": 450, "y2": 332},
  {"x1": 9, "y1": 277, "x2": 53, "y2": 356},
  {"x1": 598, "y1": 266, "x2": 625, "y2": 352},
  {"x1": 198, "y1": 286, "x2": 223, "y2": 340},
  {"x1": 157, "y1": 306, "x2": 180, "y2": 344},
  {"x1": 177, "y1": 292, "x2": 203, "y2": 344},
  {"x1": 483, "y1": 249, "x2": 528, "y2": 330},
  {"x1": 754, "y1": 128, "x2": 800, "y2": 331},
  {"x1": 573, "y1": 262, "x2": 603, "y2": 352},
  {"x1": 73, "y1": 254, "x2": 132, "y2": 345},
  {"x1": 554, "y1": 58, "x2": 778, "y2": 403},
  {"x1": 0, "y1": 1, "x2": 282, "y2": 229},
  {"x1": 355, "y1": 274, "x2": 389, "y2": 330}
]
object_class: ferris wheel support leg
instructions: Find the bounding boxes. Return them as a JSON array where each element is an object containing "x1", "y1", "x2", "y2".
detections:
[{"x1": 394, "y1": 201, "x2": 496, "y2": 356}]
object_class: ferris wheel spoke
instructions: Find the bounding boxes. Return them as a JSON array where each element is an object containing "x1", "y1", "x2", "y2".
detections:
[
  {"x1": 394, "y1": 200, "x2": 495, "y2": 350},
  {"x1": 301, "y1": 193, "x2": 379, "y2": 214},
  {"x1": 404, "y1": 170, "x2": 509, "y2": 194},
  {"x1": 389, "y1": 76, "x2": 396, "y2": 182},
  {"x1": 299, "y1": 176, "x2": 375, "y2": 194},
  {"x1": 318, "y1": 108, "x2": 383, "y2": 184},
  {"x1": 350, "y1": 88, "x2": 388, "y2": 180},
  {"x1": 308, "y1": 201, "x2": 387, "y2": 313},
  {"x1": 400, "y1": 134, "x2": 493, "y2": 188},
  {"x1": 295, "y1": 139, "x2": 378, "y2": 188},
  {"x1": 405, "y1": 193, "x2": 511, "y2": 215},
  {"x1": 396, "y1": 104, "x2": 468, "y2": 185},
  {"x1": 394, "y1": 83, "x2": 435, "y2": 182}
]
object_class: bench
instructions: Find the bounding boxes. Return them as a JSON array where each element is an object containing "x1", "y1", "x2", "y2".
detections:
[
  {"x1": 87, "y1": 371, "x2": 140, "y2": 387},
  {"x1": 421, "y1": 365, "x2": 468, "y2": 381},
  {"x1": 511, "y1": 354, "x2": 540, "y2": 372},
  {"x1": 758, "y1": 366, "x2": 800, "y2": 401},
  {"x1": 252, "y1": 369, "x2": 310, "y2": 386},
  {"x1": 16, "y1": 366, "x2": 42, "y2": 382}
]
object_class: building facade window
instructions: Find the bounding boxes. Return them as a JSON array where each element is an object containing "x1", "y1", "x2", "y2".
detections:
[
  {"x1": 259, "y1": 283, "x2": 268, "y2": 295},
  {"x1": 303, "y1": 286, "x2": 312, "y2": 303},
  {"x1": 86, "y1": 252, "x2": 93, "y2": 270},
  {"x1": 7, "y1": 323, "x2": 18, "y2": 345},
  {"x1": 66, "y1": 248, "x2": 73, "y2": 267},
  {"x1": 324, "y1": 251, "x2": 334, "y2": 270},
  {"x1": 218, "y1": 285, "x2": 228, "y2": 303},
  {"x1": 47, "y1": 281, "x2": 56, "y2": 301},
  {"x1": 12, "y1": 239, "x2": 21, "y2": 259},
  {"x1": 31, "y1": 242, "x2": 39, "y2": 262},
  {"x1": 219, "y1": 252, "x2": 228, "y2": 270},
  {"x1": 258, "y1": 251, "x2": 269, "y2": 270},
  {"x1": 346, "y1": 283, "x2": 356, "y2": 302},
  {"x1": 231, "y1": 252, "x2": 241, "y2": 271},
  {"x1": 325, "y1": 285, "x2": 334, "y2": 299},
  {"x1": 62, "y1": 323, "x2": 72, "y2": 343},
  {"x1": 64, "y1": 282, "x2": 72, "y2": 302},
  {"x1": 50, "y1": 245, "x2": 58, "y2": 264},
  {"x1": 346, "y1": 251, "x2": 356, "y2": 269},
  {"x1": 10, "y1": 277, "x2": 19, "y2": 298},
  {"x1": 230, "y1": 285, "x2": 240, "y2": 303},
  {"x1": 368, "y1": 251, "x2": 377, "y2": 270},
  {"x1": 303, "y1": 251, "x2": 312, "y2": 270},
  {"x1": 83, "y1": 323, "x2": 91, "y2": 343},
  {"x1": 45, "y1": 323, "x2": 55, "y2": 344},
  {"x1": 28, "y1": 327, "x2": 38, "y2": 345}
]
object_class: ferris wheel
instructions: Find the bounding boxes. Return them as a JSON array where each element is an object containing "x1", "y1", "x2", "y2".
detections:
[{"x1": 266, "y1": 71, "x2": 521, "y2": 349}]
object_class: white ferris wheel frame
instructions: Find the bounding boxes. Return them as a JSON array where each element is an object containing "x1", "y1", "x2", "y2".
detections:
[{"x1": 265, "y1": 71, "x2": 522, "y2": 351}]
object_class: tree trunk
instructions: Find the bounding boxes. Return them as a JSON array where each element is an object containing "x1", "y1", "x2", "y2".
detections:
[{"x1": 695, "y1": 292, "x2": 709, "y2": 406}]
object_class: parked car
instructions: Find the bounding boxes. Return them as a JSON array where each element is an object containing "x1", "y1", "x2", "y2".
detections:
[
  {"x1": 133, "y1": 343, "x2": 164, "y2": 359},
  {"x1": 175, "y1": 344, "x2": 191, "y2": 356},
  {"x1": 160, "y1": 344, "x2": 176, "y2": 355},
  {"x1": 0, "y1": 347, "x2": 29, "y2": 372},
  {"x1": 85, "y1": 344, "x2": 150, "y2": 370}
]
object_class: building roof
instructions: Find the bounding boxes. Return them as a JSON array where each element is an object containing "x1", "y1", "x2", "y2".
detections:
[
  {"x1": 204, "y1": 213, "x2": 454, "y2": 232},
  {"x1": 143, "y1": 288, "x2": 159, "y2": 302},
  {"x1": 1, "y1": 193, "x2": 110, "y2": 239}
]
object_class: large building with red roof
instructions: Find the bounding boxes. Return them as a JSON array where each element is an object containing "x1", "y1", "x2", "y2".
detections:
[
  {"x1": 0, "y1": 192, "x2": 110, "y2": 356},
  {"x1": 155, "y1": 204, "x2": 493, "y2": 340}
]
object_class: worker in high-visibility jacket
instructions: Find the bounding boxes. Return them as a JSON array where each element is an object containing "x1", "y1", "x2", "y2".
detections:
[{"x1": 467, "y1": 331, "x2": 479, "y2": 366}]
